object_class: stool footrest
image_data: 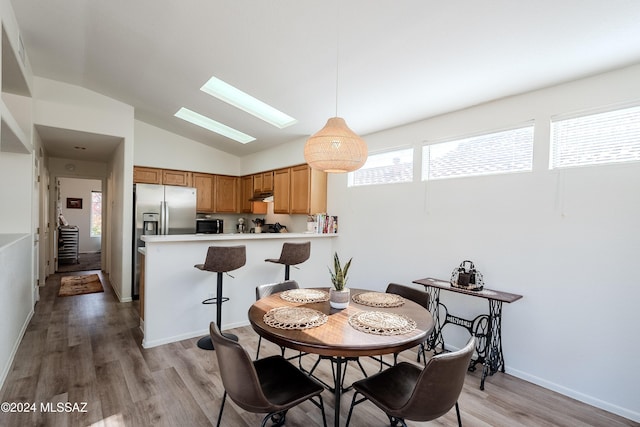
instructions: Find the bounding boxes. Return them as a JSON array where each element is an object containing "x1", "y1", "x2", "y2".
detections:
[{"x1": 202, "y1": 297, "x2": 230, "y2": 305}]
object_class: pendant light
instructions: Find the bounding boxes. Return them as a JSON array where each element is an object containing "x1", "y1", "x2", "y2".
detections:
[{"x1": 304, "y1": 6, "x2": 367, "y2": 173}]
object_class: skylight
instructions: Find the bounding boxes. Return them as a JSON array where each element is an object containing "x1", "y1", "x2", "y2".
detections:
[
  {"x1": 200, "y1": 76, "x2": 297, "y2": 129},
  {"x1": 174, "y1": 107, "x2": 256, "y2": 144}
]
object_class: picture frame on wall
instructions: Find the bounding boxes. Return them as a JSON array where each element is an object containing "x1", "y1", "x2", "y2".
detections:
[{"x1": 66, "y1": 198, "x2": 83, "y2": 209}]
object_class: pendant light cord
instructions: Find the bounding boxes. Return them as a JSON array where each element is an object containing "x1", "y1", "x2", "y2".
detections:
[{"x1": 335, "y1": 0, "x2": 340, "y2": 117}]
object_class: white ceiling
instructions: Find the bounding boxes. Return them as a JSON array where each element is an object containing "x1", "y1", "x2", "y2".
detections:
[{"x1": 11, "y1": 0, "x2": 640, "y2": 161}]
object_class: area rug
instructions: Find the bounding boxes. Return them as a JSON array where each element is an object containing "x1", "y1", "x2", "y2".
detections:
[{"x1": 58, "y1": 274, "x2": 104, "y2": 297}]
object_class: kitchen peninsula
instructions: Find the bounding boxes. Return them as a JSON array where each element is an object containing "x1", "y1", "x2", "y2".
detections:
[{"x1": 139, "y1": 232, "x2": 337, "y2": 348}]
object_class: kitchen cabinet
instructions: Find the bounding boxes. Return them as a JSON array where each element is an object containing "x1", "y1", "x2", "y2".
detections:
[
  {"x1": 290, "y1": 164, "x2": 327, "y2": 214},
  {"x1": 134, "y1": 166, "x2": 163, "y2": 184},
  {"x1": 241, "y1": 175, "x2": 267, "y2": 214},
  {"x1": 193, "y1": 173, "x2": 215, "y2": 213},
  {"x1": 240, "y1": 175, "x2": 253, "y2": 213},
  {"x1": 273, "y1": 168, "x2": 291, "y2": 214},
  {"x1": 215, "y1": 175, "x2": 239, "y2": 213},
  {"x1": 253, "y1": 171, "x2": 274, "y2": 192},
  {"x1": 162, "y1": 169, "x2": 192, "y2": 187},
  {"x1": 133, "y1": 166, "x2": 192, "y2": 187}
]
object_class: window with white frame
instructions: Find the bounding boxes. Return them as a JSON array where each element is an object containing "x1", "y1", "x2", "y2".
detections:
[
  {"x1": 347, "y1": 148, "x2": 413, "y2": 187},
  {"x1": 550, "y1": 105, "x2": 640, "y2": 169},
  {"x1": 422, "y1": 125, "x2": 534, "y2": 180},
  {"x1": 90, "y1": 191, "x2": 102, "y2": 237}
]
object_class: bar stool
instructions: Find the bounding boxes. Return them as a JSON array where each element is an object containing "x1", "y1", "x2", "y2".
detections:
[
  {"x1": 265, "y1": 241, "x2": 310, "y2": 280},
  {"x1": 194, "y1": 245, "x2": 246, "y2": 350}
]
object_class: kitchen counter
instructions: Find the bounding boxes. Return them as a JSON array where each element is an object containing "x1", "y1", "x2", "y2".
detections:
[
  {"x1": 141, "y1": 232, "x2": 335, "y2": 243},
  {"x1": 139, "y1": 232, "x2": 337, "y2": 348}
]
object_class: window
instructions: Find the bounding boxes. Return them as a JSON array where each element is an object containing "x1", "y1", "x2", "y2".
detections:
[
  {"x1": 550, "y1": 105, "x2": 640, "y2": 169},
  {"x1": 422, "y1": 125, "x2": 534, "y2": 180},
  {"x1": 90, "y1": 191, "x2": 102, "y2": 237},
  {"x1": 348, "y1": 148, "x2": 413, "y2": 187}
]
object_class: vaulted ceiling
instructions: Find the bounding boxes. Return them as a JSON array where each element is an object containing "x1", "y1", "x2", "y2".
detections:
[{"x1": 11, "y1": 0, "x2": 640, "y2": 160}]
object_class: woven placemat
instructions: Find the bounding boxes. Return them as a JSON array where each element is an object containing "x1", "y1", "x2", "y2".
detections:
[
  {"x1": 263, "y1": 307, "x2": 328, "y2": 330},
  {"x1": 352, "y1": 292, "x2": 405, "y2": 308},
  {"x1": 280, "y1": 289, "x2": 330, "y2": 303},
  {"x1": 348, "y1": 311, "x2": 416, "y2": 335}
]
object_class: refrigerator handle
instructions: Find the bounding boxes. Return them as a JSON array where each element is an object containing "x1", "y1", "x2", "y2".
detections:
[
  {"x1": 159, "y1": 201, "x2": 167, "y2": 235},
  {"x1": 164, "y1": 201, "x2": 170, "y2": 234}
]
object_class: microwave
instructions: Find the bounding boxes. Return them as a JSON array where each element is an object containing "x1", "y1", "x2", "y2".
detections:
[{"x1": 196, "y1": 218, "x2": 224, "y2": 234}]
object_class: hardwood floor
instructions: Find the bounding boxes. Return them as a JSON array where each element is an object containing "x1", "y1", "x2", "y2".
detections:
[{"x1": 0, "y1": 271, "x2": 636, "y2": 427}]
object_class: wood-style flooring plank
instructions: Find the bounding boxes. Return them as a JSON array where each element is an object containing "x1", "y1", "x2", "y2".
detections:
[{"x1": 0, "y1": 270, "x2": 636, "y2": 427}]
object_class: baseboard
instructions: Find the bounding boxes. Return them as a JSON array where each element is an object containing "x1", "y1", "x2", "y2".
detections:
[
  {"x1": 0, "y1": 307, "x2": 34, "y2": 391},
  {"x1": 506, "y1": 368, "x2": 639, "y2": 423}
]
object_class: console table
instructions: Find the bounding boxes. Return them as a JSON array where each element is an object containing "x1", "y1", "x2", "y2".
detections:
[{"x1": 412, "y1": 277, "x2": 522, "y2": 390}]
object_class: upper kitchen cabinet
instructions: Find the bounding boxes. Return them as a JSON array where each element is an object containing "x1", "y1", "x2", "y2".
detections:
[
  {"x1": 133, "y1": 166, "x2": 163, "y2": 184},
  {"x1": 215, "y1": 175, "x2": 239, "y2": 213},
  {"x1": 241, "y1": 175, "x2": 267, "y2": 214},
  {"x1": 240, "y1": 175, "x2": 253, "y2": 213},
  {"x1": 193, "y1": 173, "x2": 215, "y2": 213},
  {"x1": 133, "y1": 167, "x2": 193, "y2": 187},
  {"x1": 253, "y1": 171, "x2": 274, "y2": 192},
  {"x1": 1, "y1": 24, "x2": 32, "y2": 154},
  {"x1": 273, "y1": 167, "x2": 291, "y2": 214},
  {"x1": 162, "y1": 169, "x2": 192, "y2": 187},
  {"x1": 290, "y1": 164, "x2": 327, "y2": 215}
]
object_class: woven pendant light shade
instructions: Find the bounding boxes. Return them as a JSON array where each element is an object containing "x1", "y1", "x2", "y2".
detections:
[{"x1": 304, "y1": 117, "x2": 368, "y2": 173}]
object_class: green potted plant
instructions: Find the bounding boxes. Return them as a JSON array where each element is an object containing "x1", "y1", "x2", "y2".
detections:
[{"x1": 329, "y1": 252, "x2": 352, "y2": 309}]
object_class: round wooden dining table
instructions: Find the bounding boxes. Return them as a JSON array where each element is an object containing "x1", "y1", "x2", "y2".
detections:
[{"x1": 248, "y1": 287, "x2": 435, "y2": 427}]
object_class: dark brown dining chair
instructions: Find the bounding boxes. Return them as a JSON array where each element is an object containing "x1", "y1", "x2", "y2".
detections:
[
  {"x1": 255, "y1": 280, "x2": 300, "y2": 360},
  {"x1": 210, "y1": 322, "x2": 327, "y2": 427},
  {"x1": 346, "y1": 337, "x2": 475, "y2": 427},
  {"x1": 385, "y1": 283, "x2": 431, "y2": 365},
  {"x1": 265, "y1": 241, "x2": 311, "y2": 280}
]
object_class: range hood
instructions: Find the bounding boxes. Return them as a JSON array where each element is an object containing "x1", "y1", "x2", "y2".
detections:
[{"x1": 249, "y1": 191, "x2": 274, "y2": 202}]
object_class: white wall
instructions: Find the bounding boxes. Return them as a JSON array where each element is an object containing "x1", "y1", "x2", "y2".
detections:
[
  {"x1": 58, "y1": 177, "x2": 102, "y2": 253},
  {"x1": 34, "y1": 77, "x2": 134, "y2": 301},
  {"x1": 134, "y1": 120, "x2": 241, "y2": 176},
  {"x1": 324, "y1": 64, "x2": 640, "y2": 421},
  {"x1": 0, "y1": 235, "x2": 32, "y2": 390}
]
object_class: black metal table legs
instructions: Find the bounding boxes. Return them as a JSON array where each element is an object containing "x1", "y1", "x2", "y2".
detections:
[{"x1": 424, "y1": 286, "x2": 506, "y2": 390}]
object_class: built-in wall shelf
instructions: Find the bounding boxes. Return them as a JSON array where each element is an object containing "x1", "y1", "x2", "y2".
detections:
[
  {"x1": 0, "y1": 98, "x2": 29, "y2": 153},
  {"x1": 1, "y1": 24, "x2": 32, "y2": 97},
  {"x1": 0, "y1": 22, "x2": 32, "y2": 154}
]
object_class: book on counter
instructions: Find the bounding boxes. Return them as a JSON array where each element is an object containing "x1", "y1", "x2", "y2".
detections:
[{"x1": 314, "y1": 213, "x2": 338, "y2": 234}]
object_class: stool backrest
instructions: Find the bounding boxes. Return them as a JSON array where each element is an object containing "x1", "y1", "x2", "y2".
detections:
[
  {"x1": 202, "y1": 245, "x2": 246, "y2": 273},
  {"x1": 279, "y1": 242, "x2": 310, "y2": 265}
]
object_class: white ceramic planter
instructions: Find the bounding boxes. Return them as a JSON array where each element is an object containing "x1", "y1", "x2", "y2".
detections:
[{"x1": 329, "y1": 288, "x2": 350, "y2": 309}]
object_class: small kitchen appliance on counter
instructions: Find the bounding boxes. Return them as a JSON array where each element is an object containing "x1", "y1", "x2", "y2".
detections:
[{"x1": 196, "y1": 218, "x2": 224, "y2": 234}]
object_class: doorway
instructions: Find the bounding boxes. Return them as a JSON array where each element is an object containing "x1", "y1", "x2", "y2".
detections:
[{"x1": 55, "y1": 177, "x2": 103, "y2": 273}]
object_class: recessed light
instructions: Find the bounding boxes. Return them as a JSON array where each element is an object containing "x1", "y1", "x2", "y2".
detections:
[
  {"x1": 201, "y1": 76, "x2": 297, "y2": 129},
  {"x1": 174, "y1": 107, "x2": 256, "y2": 144}
]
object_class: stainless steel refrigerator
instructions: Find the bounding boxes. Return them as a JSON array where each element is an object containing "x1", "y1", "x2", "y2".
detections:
[{"x1": 132, "y1": 183, "x2": 197, "y2": 298}]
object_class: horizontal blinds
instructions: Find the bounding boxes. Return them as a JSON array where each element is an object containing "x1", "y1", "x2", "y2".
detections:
[
  {"x1": 423, "y1": 126, "x2": 534, "y2": 180},
  {"x1": 551, "y1": 105, "x2": 640, "y2": 169}
]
